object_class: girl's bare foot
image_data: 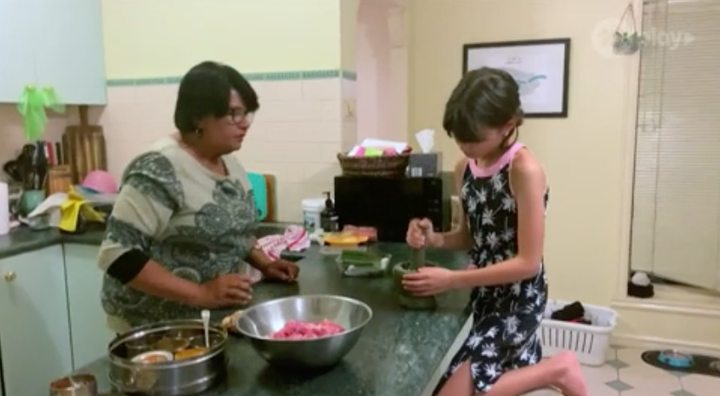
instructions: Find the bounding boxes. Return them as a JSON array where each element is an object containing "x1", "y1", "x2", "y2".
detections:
[{"x1": 552, "y1": 352, "x2": 589, "y2": 396}]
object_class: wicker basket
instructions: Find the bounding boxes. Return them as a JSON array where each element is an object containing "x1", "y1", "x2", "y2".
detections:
[{"x1": 337, "y1": 153, "x2": 410, "y2": 177}]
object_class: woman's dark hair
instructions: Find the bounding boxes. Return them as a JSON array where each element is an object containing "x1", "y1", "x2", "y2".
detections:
[
  {"x1": 443, "y1": 67, "x2": 523, "y2": 144},
  {"x1": 174, "y1": 61, "x2": 260, "y2": 133}
]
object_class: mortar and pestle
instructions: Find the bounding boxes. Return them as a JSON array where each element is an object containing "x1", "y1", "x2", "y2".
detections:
[{"x1": 392, "y1": 236, "x2": 438, "y2": 310}]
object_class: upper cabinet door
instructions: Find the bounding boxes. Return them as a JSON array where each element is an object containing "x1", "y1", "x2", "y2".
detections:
[
  {"x1": 0, "y1": 0, "x2": 37, "y2": 103},
  {"x1": 34, "y1": 0, "x2": 107, "y2": 105}
]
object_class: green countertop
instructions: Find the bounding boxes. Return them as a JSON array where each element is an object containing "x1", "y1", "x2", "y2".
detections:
[
  {"x1": 0, "y1": 227, "x2": 105, "y2": 259},
  {"x1": 0, "y1": 227, "x2": 472, "y2": 396}
]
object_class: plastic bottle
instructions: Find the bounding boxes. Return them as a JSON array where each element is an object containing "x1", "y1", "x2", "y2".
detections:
[
  {"x1": 320, "y1": 191, "x2": 339, "y2": 233},
  {"x1": 0, "y1": 181, "x2": 9, "y2": 235}
]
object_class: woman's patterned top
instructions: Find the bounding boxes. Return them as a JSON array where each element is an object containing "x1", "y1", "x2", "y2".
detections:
[{"x1": 97, "y1": 137, "x2": 258, "y2": 332}]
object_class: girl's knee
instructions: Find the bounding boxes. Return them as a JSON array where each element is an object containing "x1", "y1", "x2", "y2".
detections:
[{"x1": 552, "y1": 351, "x2": 579, "y2": 366}]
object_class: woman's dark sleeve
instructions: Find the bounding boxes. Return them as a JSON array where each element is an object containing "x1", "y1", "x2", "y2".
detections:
[{"x1": 97, "y1": 152, "x2": 183, "y2": 284}]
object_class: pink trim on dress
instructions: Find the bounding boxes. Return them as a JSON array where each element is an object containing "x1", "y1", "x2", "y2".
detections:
[{"x1": 467, "y1": 142, "x2": 525, "y2": 178}]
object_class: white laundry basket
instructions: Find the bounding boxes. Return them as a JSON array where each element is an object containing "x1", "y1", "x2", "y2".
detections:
[{"x1": 539, "y1": 300, "x2": 618, "y2": 366}]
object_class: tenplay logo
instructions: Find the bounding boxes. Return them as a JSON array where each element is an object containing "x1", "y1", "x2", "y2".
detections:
[{"x1": 591, "y1": 18, "x2": 695, "y2": 58}]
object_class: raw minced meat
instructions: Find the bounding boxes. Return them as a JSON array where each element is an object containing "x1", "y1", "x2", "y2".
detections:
[{"x1": 269, "y1": 319, "x2": 345, "y2": 340}]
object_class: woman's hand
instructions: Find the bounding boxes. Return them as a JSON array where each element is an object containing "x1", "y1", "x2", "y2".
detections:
[
  {"x1": 406, "y1": 218, "x2": 440, "y2": 248},
  {"x1": 261, "y1": 259, "x2": 300, "y2": 282},
  {"x1": 402, "y1": 267, "x2": 457, "y2": 296},
  {"x1": 198, "y1": 274, "x2": 253, "y2": 308}
]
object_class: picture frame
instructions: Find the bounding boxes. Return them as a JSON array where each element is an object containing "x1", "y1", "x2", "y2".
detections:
[{"x1": 463, "y1": 38, "x2": 571, "y2": 118}]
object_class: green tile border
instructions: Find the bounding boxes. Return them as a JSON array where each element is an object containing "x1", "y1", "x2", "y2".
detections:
[{"x1": 107, "y1": 69, "x2": 356, "y2": 87}]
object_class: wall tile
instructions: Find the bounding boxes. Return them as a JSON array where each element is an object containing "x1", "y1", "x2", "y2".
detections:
[
  {"x1": 342, "y1": 119, "x2": 358, "y2": 152},
  {"x1": 0, "y1": 105, "x2": 70, "y2": 167},
  {"x1": 275, "y1": 182, "x2": 304, "y2": 222},
  {"x1": 253, "y1": 80, "x2": 303, "y2": 101},
  {"x1": 257, "y1": 101, "x2": 336, "y2": 123},
  {"x1": 245, "y1": 160, "x2": 307, "y2": 183},
  {"x1": 0, "y1": 77, "x2": 345, "y2": 222},
  {"x1": 342, "y1": 78, "x2": 356, "y2": 100},
  {"x1": 302, "y1": 79, "x2": 341, "y2": 100},
  {"x1": 106, "y1": 86, "x2": 139, "y2": 105},
  {"x1": 255, "y1": 121, "x2": 342, "y2": 143}
]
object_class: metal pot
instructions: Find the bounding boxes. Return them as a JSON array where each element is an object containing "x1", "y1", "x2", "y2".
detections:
[
  {"x1": 49, "y1": 374, "x2": 98, "y2": 396},
  {"x1": 108, "y1": 320, "x2": 228, "y2": 396}
]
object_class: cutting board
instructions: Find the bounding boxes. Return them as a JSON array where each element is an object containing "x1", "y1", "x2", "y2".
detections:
[
  {"x1": 263, "y1": 174, "x2": 276, "y2": 222},
  {"x1": 62, "y1": 105, "x2": 107, "y2": 183}
]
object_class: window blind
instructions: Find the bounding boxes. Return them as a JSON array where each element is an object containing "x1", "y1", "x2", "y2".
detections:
[{"x1": 630, "y1": 0, "x2": 720, "y2": 291}]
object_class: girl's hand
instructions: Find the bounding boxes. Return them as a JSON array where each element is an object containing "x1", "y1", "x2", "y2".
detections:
[
  {"x1": 406, "y1": 218, "x2": 438, "y2": 248},
  {"x1": 402, "y1": 267, "x2": 456, "y2": 296}
]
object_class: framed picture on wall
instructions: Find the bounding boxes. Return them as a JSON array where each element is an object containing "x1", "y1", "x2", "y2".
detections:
[{"x1": 463, "y1": 38, "x2": 571, "y2": 118}]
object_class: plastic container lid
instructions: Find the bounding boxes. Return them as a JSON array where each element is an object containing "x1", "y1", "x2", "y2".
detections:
[{"x1": 302, "y1": 198, "x2": 325, "y2": 210}]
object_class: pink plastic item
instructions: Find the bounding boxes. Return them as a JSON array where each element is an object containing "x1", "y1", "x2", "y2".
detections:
[{"x1": 81, "y1": 170, "x2": 118, "y2": 194}]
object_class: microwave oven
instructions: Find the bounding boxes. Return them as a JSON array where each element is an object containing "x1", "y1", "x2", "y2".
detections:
[{"x1": 333, "y1": 175, "x2": 450, "y2": 243}]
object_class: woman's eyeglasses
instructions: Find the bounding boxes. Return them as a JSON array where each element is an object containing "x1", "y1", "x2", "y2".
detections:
[{"x1": 228, "y1": 108, "x2": 255, "y2": 125}]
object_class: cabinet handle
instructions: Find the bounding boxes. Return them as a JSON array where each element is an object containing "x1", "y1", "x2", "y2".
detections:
[{"x1": 4, "y1": 272, "x2": 16, "y2": 282}]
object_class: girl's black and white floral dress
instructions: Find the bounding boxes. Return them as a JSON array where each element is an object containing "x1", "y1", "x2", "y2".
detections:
[{"x1": 433, "y1": 143, "x2": 549, "y2": 395}]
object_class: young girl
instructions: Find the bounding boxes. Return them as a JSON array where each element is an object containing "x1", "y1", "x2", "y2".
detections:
[{"x1": 402, "y1": 67, "x2": 588, "y2": 396}]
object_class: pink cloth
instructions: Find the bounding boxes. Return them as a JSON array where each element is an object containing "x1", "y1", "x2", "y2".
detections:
[
  {"x1": 244, "y1": 225, "x2": 310, "y2": 283},
  {"x1": 256, "y1": 225, "x2": 310, "y2": 260}
]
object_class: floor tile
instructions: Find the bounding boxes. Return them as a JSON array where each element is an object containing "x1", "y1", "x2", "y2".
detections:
[
  {"x1": 606, "y1": 346, "x2": 618, "y2": 361},
  {"x1": 668, "y1": 371, "x2": 692, "y2": 378},
  {"x1": 621, "y1": 389, "x2": 674, "y2": 396},
  {"x1": 606, "y1": 359, "x2": 630, "y2": 369},
  {"x1": 523, "y1": 389, "x2": 562, "y2": 395},
  {"x1": 615, "y1": 349, "x2": 682, "y2": 391},
  {"x1": 605, "y1": 379, "x2": 633, "y2": 392},
  {"x1": 587, "y1": 383, "x2": 620, "y2": 396},
  {"x1": 619, "y1": 366, "x2": 682, "y2": 392},
  {"x1": 582, "y1": 364, "x2": 618, "y2": 383},
  {"x1": 556, "y1": 347, "x2": 719, "y2": 396},
  {"x1": 670, "y1": 390, "x2": 697, "y2": 396},
  {"x1": 681, "y1": 374, "x2": 720, "y2": 395}
]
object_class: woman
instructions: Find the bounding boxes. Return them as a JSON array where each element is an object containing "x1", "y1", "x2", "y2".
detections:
[
  {"x1": 98, "y1": 61, "x2": 299, "y2": 333},
  {"x1": 402, "y1": 68, "x2": 588, "y2": 396}
]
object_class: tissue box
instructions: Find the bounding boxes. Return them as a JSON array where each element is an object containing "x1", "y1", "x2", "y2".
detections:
[{"x1": 406, "y1": 153, "x2": 442, "y2": 177}]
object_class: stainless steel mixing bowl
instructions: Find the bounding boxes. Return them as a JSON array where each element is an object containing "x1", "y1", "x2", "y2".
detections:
[{"x1": 236, "y1": 294, "x2": 373, "y2": 368}]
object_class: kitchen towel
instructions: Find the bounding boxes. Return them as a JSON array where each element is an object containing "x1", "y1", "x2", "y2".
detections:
[
  {"x1": 0, "y1": 181, "x2": 8, "y2": 235},
  {"x1": 243, "y1": 225, "x2": 310, "y2": 283}
]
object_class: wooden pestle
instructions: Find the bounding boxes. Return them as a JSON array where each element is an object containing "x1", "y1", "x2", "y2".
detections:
[
  {"x1": 411, "y1": 224, "x2": 431, "y2": 270},
  {"x1": 410, "y1": 244, "x2": 425, "y2": 271}
]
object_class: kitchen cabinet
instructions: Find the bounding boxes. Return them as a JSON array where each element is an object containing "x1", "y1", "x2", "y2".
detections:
[
  {"x1": 0, "y1": 245, "x2": 73, "y2": 396},
  {"x1": 0, "y1": 0, "x2": 107, "y2": 105},
  {"x1": 64, "y1": 244, "x2": 114, "y2": 369},
  {"x1": 0, "y1": 0, "x2": 35, "y2": 103}
]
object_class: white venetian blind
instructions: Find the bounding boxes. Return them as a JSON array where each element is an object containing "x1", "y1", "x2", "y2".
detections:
[{"x1": 630, "y1": 0, "x2": 720, "y2": 291}]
